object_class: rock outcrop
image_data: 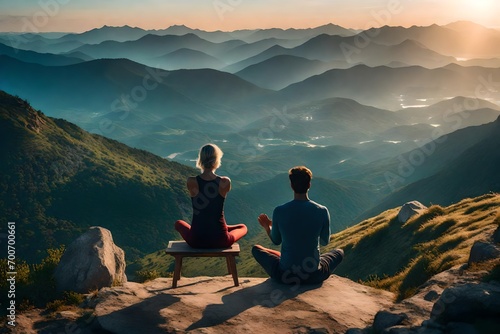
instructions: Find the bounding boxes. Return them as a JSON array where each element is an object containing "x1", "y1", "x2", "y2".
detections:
[
  {"x1": 431, "y1": 281, "x2": 500, "y2": 324},
  {"x1": 360, "y1": 225, "x2": 500, "y2": 334},
  {"x1": 353, "y1": 265, "x2": 500, "y2": 334},
  {"x1": 397, "y1": 201, "x2": 427, "y2": 223},
  {"x1": 55, "y1": 226, "x2": 127, "y2": 293},
  {"x1": 468, "y1": 240, "x2": 500, "y2": 265},
  {"x1": 91, "y1": 275, "x2": 394, "y2": 334},
  {"x1": 13, "y1": 266, "x2": 500, "y2": 334},
  {"x1": 13, "y1": 217, "x2": 500, "y2": 333}
]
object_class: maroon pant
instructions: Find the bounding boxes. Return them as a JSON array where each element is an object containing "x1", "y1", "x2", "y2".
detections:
[{"x1": 175, "y1": 220, "x2": 247, "y2": 248}]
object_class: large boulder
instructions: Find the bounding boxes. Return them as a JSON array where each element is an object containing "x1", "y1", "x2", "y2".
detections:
[
  {"x1": 397, "y1": 201, "x2": 427, "y2": 223},
  {"x1": 372, "y1": 310, "x2": 409, "y2": 333},
  {"x1": 431, "y1": 282, "x2": 500, "y2": 324},
  {"x1": 467, "y1": 241, "x2": 500, "y2": 266},
  {"x1": 55, "y1": 226, "x2": 127, "y2": 293}
]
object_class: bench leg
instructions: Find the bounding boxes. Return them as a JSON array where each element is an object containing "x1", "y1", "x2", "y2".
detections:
[
  {"x1": 226, "y1": 256, "x2": 232, "y2": 275},
  {"x1": 172, "y1": 255, "x2": 183, "y2": 288},
  {"x1": 226, "y1": 255, "x2": 239, "y2": 287}
]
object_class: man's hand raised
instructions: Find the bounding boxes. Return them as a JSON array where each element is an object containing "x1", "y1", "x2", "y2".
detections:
[{"x1": 258, "y1": 213, "x2": 272, "y2": 236}]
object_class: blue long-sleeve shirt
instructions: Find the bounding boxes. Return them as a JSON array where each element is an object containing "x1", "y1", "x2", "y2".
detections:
[{"x1": 270, "y1": 199, "x2": 331, "y2": 271}]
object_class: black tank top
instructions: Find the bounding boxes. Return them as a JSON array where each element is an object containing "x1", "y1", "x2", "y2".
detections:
[{"x1": 190, "y1": 176, "x2": 228, "y2": 241}]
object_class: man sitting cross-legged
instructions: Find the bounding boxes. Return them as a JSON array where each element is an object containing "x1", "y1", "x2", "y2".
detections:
[{"x1": 252, "y1": 166, "x2": 344, "y2": 285}]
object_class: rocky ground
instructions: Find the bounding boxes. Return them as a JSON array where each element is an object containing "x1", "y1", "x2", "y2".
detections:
[
  {"x1": 6, "y1": 262, "x2": 499, "y2": 334},
  {"x1": 9, "y1": 274, "x2": 393, "y2": 334}
]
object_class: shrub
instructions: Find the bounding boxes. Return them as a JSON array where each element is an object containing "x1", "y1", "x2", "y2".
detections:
[
  {"x1": 44, "y1": 291, "x2": 85, "y2": 315},
  {"x1": 135, "y1": 269, "x2": 161, "y2": 283},
  {"x1": 363, "y1": 274, "x2": 384, "y2": 289},
  {"x1": 0, "y1": 259, "x2": 30, "y2": 286},
  {"x1": 0, "y1": 246, "x2": 65, "y2": 314},
  {"x1": 63, "y1": 291, "x2": 85, "y2": 306},
  {"x1": 46, "y1": 299, "x2": 66, "y2": 313}
]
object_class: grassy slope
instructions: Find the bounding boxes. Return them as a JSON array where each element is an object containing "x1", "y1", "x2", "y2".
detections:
[
  {"x1": 327, "y1": 193, "x2": 500, "y2": 299},
  {"x1": 133, "y1": 193, "x2": 500, "y2": 296}
]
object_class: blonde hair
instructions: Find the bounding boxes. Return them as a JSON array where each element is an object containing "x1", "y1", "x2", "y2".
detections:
[{"x1": 196, "y1": 143, "x2": 223, "y2": 171}]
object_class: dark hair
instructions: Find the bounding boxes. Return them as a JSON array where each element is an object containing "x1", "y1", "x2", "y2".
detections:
[{"x1": 288, "y1": 166, "x2": 312, "y2": 194}]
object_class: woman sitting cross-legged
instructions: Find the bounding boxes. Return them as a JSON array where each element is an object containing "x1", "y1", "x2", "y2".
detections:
[{"x1": 174, "y1": 143, "x2": 248, "y2": 248}]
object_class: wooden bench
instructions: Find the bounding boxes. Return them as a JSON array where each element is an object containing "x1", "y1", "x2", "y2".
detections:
[{"x1": 165, "y1": 240, "x2": 240, "y2": 288}]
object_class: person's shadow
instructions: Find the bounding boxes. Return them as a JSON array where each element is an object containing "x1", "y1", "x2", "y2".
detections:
[
  {"x1": 96, "y1": 293, "x2": 180, "y2": 334},
  {"x1": 186, "y1": 278, "x2": 322, "y2": 331}
]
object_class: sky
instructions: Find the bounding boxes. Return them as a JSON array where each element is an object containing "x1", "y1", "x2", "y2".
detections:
[{"x1": 0, "y1": 0, "x2": 499, "y2": 33}]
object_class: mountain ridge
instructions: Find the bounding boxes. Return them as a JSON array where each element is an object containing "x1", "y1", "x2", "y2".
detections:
[
  {"x1": 0, "y1": 41, "x2": 84, "y2": 66},
  {"x1": 277, "y1": 63, "x2": 500, "y2": 110}
]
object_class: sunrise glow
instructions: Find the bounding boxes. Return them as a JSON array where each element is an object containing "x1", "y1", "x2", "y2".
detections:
[{"x1": 0, "y1": 0, "x2": 499, "y2": 33}]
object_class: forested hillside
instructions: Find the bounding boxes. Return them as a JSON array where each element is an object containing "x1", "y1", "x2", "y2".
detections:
[{"x1": 0, "y1": 91, "x2": 194, "y2": 262}]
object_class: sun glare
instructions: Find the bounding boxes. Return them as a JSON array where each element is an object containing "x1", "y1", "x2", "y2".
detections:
[{"x1": 459, "y1": 0, "x2": 497, "y2": 21}]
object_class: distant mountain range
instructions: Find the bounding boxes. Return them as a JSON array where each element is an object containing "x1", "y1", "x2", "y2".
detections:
[
  {"x1": 1, "y1": 21, "x2": 500, "y2": 268},
  {"x1": 0, "y1": 56, "x2": 266, "y2": 157},
  {"x1": 362, "y1": 21, "x2": 500, "y2": 59},
  {"x1": 0, "y1": 51, "x2": 500, "y2": 157},
  {"x1": 277, "y1": 64, "x2": 500, "y2": 110},
  {"x1": 3, "y1": 21, "x2": 499, "y2": 72},
  {"x1": 0, "y1": 23, "x2": 356, "y2": 50}
]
